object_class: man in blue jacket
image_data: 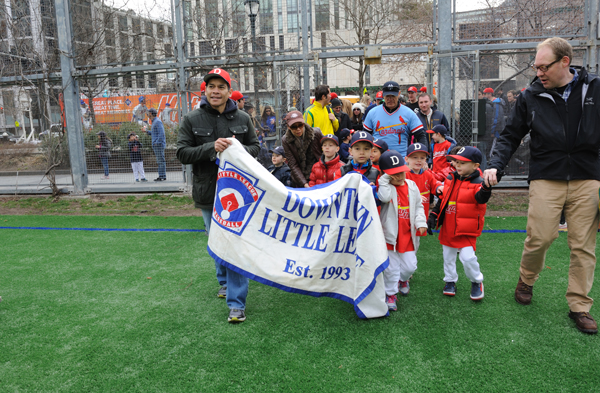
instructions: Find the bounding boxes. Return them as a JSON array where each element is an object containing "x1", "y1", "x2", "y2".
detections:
[
  {"x1": 484, "y1": 37, "x2": 600, "y2": 335},
  {"x1": 147, "y1": 108, "x2": 167, "y2": 181}
]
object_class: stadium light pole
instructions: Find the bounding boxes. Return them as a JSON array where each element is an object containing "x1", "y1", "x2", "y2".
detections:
[{"x1": 245, "y1": 0, "x2": 260, "y2": 113}]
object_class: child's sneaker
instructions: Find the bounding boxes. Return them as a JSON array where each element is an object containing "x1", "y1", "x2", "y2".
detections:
[
  {"x1": 228, "y1": 309, "x2": 246, "y2": 323},
  {"x1": 386, "y1": 295, "x2": 397, "y2": 311},
  {"x1": 136, "y1": 179, "x2": 140, "y2": 182},
  {"x1": 217, "y1": 286, "x2": 227, "y2": 298},
  {"x1": 443, "y1": 282, "x2": 456, "y2": 296},
  {"x1": 470, "y1": 282, "x2": 484, "y2": 301},
  {"x1": 141, "y1": 178, "x2": 148, "y2": 182},
  {"x1": 398, "y1": 280, "x2": 410, "y2": 296}
]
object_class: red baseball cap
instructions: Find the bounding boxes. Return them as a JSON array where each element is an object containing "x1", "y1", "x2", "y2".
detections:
[
  {"x1": 408, "y1": 86, "x2": 418, "y2": 93},
  {"x1": 330, "y1": 92, "x2": 338, "y2": 99},
  {"x1": 483, "y1": 87, "x2": 494, "y2": 94},
  {"x1": 420, "y1": 86, "x2": 427, "y2": 92},
  {"x1": 375, "y1": 91, "x2": 383, "y2": 99},
  {"x1": 231, "y1": 91, "x2": 244, "y2": 101},
  {"x1": 204, "y1": 68, "x2": 231, "y2": 87},
  {"x1": 200, "y1": 81, "x2": 206, "y2": 93}
]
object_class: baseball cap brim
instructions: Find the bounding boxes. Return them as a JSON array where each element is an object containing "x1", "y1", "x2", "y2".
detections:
[
  {"x1": 382, "y1": 91, "x2": 399, "y2": 97},
  {"x1": 426, "y1": 129, "x2": 435, "y2": 133},
  {"x1": 383, "y1": 165, "x2": 410, "y2": 175},
  {"x1": 407, "y1": 149, "x2": 430, "y2": 156},
  {"x1": 287, "y1": 117, "x2": 304, "y2": 126},
  {"x1": 448, "y1": 154, "x2": 473, "y2": 162},
  {"x1": 350, "y1": 139, "x2": 373, "y2": 147},
  {"x1": 321, "y1": 137, "x2": 339, "y2": 146}
]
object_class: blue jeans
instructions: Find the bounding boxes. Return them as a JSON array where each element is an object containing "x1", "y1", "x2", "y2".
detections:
[
  {"x1": 153, "y1": 145, "x2": 166, "y2": 178},
  {"x1": 201, "y1": 207, "x2": 248, "y2": 310},
  {"x1": 100, "y1": 156, "x2": 109, "y2": 176}
]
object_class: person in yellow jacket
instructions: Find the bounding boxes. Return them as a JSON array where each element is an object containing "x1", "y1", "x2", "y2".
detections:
[{"x1": 304, "y1": 85, "x2": 339, "y2": 136}]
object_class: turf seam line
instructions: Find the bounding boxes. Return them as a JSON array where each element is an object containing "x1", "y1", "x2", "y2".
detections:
[
  {"x1": 0, "y1": 226, "x2": 525, "y2": 233},
  {"x1": 0, "y1": 226, "x2": 206, "y2": 233}
]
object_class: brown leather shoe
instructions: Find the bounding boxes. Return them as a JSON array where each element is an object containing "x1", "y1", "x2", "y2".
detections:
[
  {"x1": 568, "y1": 311, "x2": 598, "y2": 334},
  {"x1": 515, "y1": 277, "x2": 533, "y2": 305}
]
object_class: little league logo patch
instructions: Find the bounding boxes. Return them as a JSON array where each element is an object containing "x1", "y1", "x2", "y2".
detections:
[{"x1": 214, "y1": 162, "x2": 265, "y2": 235}]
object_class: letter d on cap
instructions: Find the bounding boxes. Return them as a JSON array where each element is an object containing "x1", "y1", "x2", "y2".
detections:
[
  {"x1": 359, "y1": 131, "x2": 367, "y2": 138},
  {"x1": 391, "y1": 156, "x2": 400, "y2": 165}
]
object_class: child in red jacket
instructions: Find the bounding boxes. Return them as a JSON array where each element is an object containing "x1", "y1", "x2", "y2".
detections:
[
  {"x1": 405, "y1": 143, "x2": 443, "y2": 219},
  {"x1": 428, "y1": 146, "x2": 492, "y2": 301},
  {"x1": 309, "y1": 135, "x2": 344, "y2": 187},
  {"x1": 428, "y1": 124, "x2": 456, "y2": 182}
]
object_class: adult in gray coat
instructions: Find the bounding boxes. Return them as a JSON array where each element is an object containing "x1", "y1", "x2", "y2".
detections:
[{"x1": 176, "y1": 68, "x2": 260, "y2": 323}]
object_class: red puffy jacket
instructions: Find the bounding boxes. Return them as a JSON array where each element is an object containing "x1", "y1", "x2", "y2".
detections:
[
  {"x1": 431, "y1": 170, "x2": 491, "y2": 237},
  {"x1": 309, "y1": 154, "x2": 344, "y2": 187}
]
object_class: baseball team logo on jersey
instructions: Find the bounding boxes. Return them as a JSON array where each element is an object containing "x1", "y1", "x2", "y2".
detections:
[
  {"x1": 398, "y1": 205, "x2": 410, "y2": 220},
  {"x1": 446, "y1": 201, "x2": 457, "y2": 214},
  {"x1": 214, "y1": 162, "x2": 265, "y2": 234}
]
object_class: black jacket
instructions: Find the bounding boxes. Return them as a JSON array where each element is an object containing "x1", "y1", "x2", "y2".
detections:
[
  {"x1": 335, "y1": 111, "x2": 352, "y2": 133},
  {"x1": 339, "y1": 160, "x2": 379, "y2": 184},
  {"x1": 416, "y1": 109, "x2": 450, "y2": 149},
  {"x1": 176, "y1": 97, "x2": 260, "y2": 209},
  {"x1": 268, "y1": 163, "x2": 292, "y2": 187},
  {"x1": 489, "y1": 67, "x2": 600, "y2": 182}
]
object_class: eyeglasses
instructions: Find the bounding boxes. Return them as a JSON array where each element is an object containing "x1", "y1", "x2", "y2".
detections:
[
  {"x1": 353, "y1": 108, "x2": 361, "y2": 111},
  {"x1": 532, "y1": 58, "x2": 560, "y2": 73},
  {"x1": 289, "y1": 123, "x2": 304, "y2": 130}
]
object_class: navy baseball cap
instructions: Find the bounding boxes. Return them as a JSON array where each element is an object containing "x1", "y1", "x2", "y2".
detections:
[
  {"x1": 350, "y1": 130, "x2": 374, "y2": 147},
  {"x1": 339, "y1": 128, "x2": 351, "y2": 140},
  {"x1": 382, "y1": 81, "x2": 400, "y2": 97},
  {"x1": 406, "y1": 143, "x2": 430, "y2": 156},
  {"x1": 379, "y1": 150, "x2": 410, "y2": 175},
  {"x1": 427, "y1": 124, "x2": 449, "y2": 135},
  {"x1": 148, "y1": 108, "x2": 158, "y2": 116},
  {"x1": 373, "y1": 138, "x2": 388, "y2": 153},
  {"x1": 321, "y1": 134, "x2": 339, "y2": 146},
  {"x1": 127, "y1": 132, "x2": 137, "y2": 139},
  {"x1": 269, "y1": 146, "x2": 285, "y2": 157},
  {"x1": 448, "y1": 146, "x2": 482, "y2": 164},
  {"x1": 165, "y1": 103, "x2": 171, "y2": 106}
]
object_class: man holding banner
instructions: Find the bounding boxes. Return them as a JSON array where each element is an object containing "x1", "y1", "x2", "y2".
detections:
[{"x1": 176, "y1": 68, "x2": 260, "y2": 323}]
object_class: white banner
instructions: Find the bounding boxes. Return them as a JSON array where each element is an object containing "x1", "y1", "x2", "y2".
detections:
[{"x1": 207, "y1": 139, "x2": 389, "y2": 318}]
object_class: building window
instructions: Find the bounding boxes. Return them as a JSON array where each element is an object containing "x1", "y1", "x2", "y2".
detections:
[
  {"x1": 315, "y1": 0, "x2": 329, "y2": 31},
  {"x1": 256, "y1": 36, "x2": 266, "y2": 52},
  {"x1": 119, "y1": 15, "x2": 128, "y2": 32},
  {"x1": 279, "y1": 35, "x2": 284, "y2": 50},
  {"x1": 287, "y1": 0, "x2": 298, "y2": 33},
  {"x1": 189, "y1": 42, "x2": 195, "y2": 56},
  {"x1": 199, "y1": 41, "x2": 213, "y2": 56},
  {"x1": 260, "y1": 0, "x2": 273, "y2": 34},
  {"x1": 225, "y1": 38, "x2": 239, "y2": 54},
  {"x1": 270, "y1": 36, "x2": 275, "y2": 51},
  {"x1": 132, "y1": 18, "x2": 141, "y2": 34}
]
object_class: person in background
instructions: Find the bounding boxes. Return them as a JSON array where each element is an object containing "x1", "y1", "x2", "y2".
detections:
[
  {"x1": 304, "y1": 84, "x2": 339, "y2": 136},
  {"x1": 147, "y1": 108, "x2": 167, "y2": 181},
  {"x1": 268, "y1": 146, "x2": 292, "y2": 187},
  {"x1": 128, "y1": 133, "x2": 147, "y2": 182},
  {"x1": 406, "y1": 86, "x2": 419, "y2": 111},
  {"x1": 281, "y1": 110, "x2": 323, "y2": 188},
  {"x1": 132, "y1": 96, "x2": 148, "y2": 127},
  {"x1": 338, "y1": 128, "x2": 352, "y2": 163},
  {"x1": 331, "y1": 98, "x2": 351, "y2": 133},
  {"x1": 364, "y1": 91, "x2": 383, "y2": 119},
  {"x1": 95, "y1": 131, "x2": 112, "y2": 180},
  {"x1": 160, "y1": 102, "x2": 175, "y2": 128},
  {"x1": 350, "y1": 103, "x2": 365, "y2": 131},
  {"x1": 261, "y1": 105, "x2": 277, "y2": 150}
]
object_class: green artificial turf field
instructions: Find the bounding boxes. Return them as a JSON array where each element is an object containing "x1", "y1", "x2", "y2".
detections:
[{"x1": 0, "y1": 215, "x2": 598, "y2": 392}]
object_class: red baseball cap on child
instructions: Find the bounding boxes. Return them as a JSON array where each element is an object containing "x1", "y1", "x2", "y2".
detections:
[{"x1": 483, "y1": 87, "x2": 494, "y2": 94}]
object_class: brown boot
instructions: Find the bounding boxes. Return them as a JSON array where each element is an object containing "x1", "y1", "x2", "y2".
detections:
[
  {"x1": 568, "y1": 311, "x2": 598, "y2": 334},
  {"x1": 515, "y1": 277, "x2": 533, "y2": 305}
]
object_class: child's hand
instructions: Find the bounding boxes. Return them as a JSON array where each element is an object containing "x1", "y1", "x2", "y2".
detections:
[
  {"x1": 418, "y1": 227, "x2": 427, "y2": 235},
  {"x1": 369, "y1": 182, "x2": 375, "y2": 186}
]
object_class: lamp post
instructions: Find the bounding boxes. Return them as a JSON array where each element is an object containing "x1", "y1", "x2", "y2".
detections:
[{"x1": 245, "y1": 0, "x2": 260, "y2": 114}]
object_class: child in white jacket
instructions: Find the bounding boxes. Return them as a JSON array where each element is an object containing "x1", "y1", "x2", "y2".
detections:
[{"x1": 377, "y1": 150, "x2": 427, "y2": 311}]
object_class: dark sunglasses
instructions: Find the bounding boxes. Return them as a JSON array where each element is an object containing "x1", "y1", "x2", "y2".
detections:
[{"x1": 289, "y1": 123, "x2": 304, "y2": 130}]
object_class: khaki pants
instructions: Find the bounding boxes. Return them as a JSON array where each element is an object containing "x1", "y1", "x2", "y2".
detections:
[{"x1": 521, "y1": 180, "x2": 600, "y2": 312}]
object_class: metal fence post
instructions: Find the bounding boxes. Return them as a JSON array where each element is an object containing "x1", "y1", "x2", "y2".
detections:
[
  {"x1": 437, "y1": 0, "x2": 452, "y2": 118},
  {"x1": 586, "y1": 0, "x2": 598, "y2": 73},
  {"x1": 301, "y1": 0, "x2": 311, "y2": 111},
  {"x1": 55, "y1": 0, "x2": 88, "y2": 195}
]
